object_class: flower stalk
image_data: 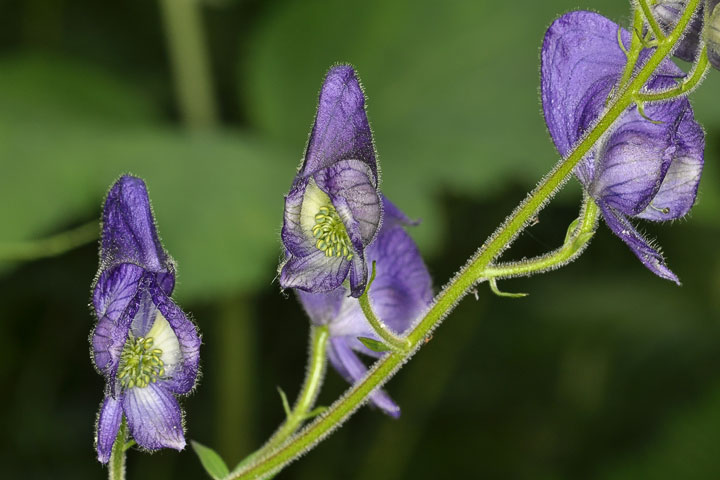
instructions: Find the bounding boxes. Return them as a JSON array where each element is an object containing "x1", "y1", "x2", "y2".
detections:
[
  {"x1": 480, "y1": 197, "x2": 600, "y2": 284},
  {"x1": 358, "y1": 262, "x2": 412, "y2": 353},
  {"x1": 108, "y1": 418, "x2": 128, "y2": 480},
  {"x1": 227, "y1": 1, "x2": 702, "y2": 478},
  {"x1": 234, "y1": 326, "x2": 329, "y2": 472}
]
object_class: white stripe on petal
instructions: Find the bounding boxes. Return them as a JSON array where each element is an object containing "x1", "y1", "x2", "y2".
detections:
[{"x1": 146, "y1": 311, "x2": 182, "y2": 378}]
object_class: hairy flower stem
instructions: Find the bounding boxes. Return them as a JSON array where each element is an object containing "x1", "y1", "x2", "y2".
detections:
[
  {"x1": 639, "y1": 0, "x2": 666, "y2": 41},
  {"x1": 0, "y1": 220, "x2": 97, "y2": 262},
  {"x1": 359, "y1": 262, "x2": 412, "y2": 352},
  {"x1": 234, "y1": 326, "x2": 329, "y2": 471},
  {"x1": 108, "y1": 418, "x2": 128, "y2": 480},
  {"x1": 637, "y1": 47, "x2": 710, "y2": 101},
  {"x1": 480, "y1": 197, "x2": 600, "y2": 284},
  {"x1": 227, "y1": 2, "x2": 702, "y2": 478}
]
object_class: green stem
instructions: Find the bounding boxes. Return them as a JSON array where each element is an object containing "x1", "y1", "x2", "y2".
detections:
[
  {"x1": 158, "y1": 0, "x2": 218, "y2": 129},
  {"x1": 359, "y1": 262, "x2": 411, "y2": 352},
  {"x1": 616, "y1": 10, "x2": 645, "y2": 95},
  {"x1": 636, "y1": 47, "x2": 710, "y2": 101},
  {"x1": 0, "y1": 220, "x2": 97, "y2": 262},
  {"x1": 639, "y1": 0, "x2": 666, "y2": 41},
  {"x1": 481, "y1": 197, "x2": 600, "y2": 281},
  {"x1": 227, "y1": 2, "x2": 702, "y2": 478},
  {"x1": 234, "y1": 326, "x2": 329, "y2": 472},
  {"x1": 109, "y1": 418, "x2": 128, "y2": 480}
]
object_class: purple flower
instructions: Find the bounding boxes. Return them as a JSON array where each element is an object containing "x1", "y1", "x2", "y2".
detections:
[
  {"x1": 91, "y1": 176, "x2": 201, "y2": 463},
  {"x1": 279, "y1": 65, "x2": 382, "y2": 298},
  {"x1": 651, "y1": 0, "x2": 720, "y2": 68},
  {"x1": 541, "y1": 11, "x2": 705, "y2": 283},
  {"x1": 297, "y1": 197, "x2": 433, "y2": 417}
]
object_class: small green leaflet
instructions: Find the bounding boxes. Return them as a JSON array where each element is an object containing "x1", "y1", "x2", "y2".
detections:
[
  {"x1": 357, "y1": 336, "x2": 391, "y2": 353},
  {"x1": 191, "y1": 440, "x2": 230, "y2": 479}
]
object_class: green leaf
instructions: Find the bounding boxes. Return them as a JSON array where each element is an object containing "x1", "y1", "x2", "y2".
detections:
[
  {"x1": 357, "y1": 336, "x2": 391, "y2": 353},
  {"x1": 277, "y1": 386, "x2": 292, "y2": 418},
  {"x1": 191, "y1": 441, "x2": 230, "y2": 480},
  {"x1": 241, "y1": 0, "x2": 631, "y2": 251}
]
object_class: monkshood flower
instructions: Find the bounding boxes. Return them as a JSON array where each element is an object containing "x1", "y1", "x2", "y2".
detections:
[
  {"x1": 541, "y1": 11, "x2": 705, "y2": 283},
  {"x1": 296, "y1": 197, "x2": 432, "y2": 417},
  {"x1": 652, "y1": 0, "x2": 720, "y2": 68},
  {"x1": 279, "y1": 65, "x2": 382, "y2": 298},
  {"x1": 91, "y1": 175, "x2": 201, "y2": 463}
]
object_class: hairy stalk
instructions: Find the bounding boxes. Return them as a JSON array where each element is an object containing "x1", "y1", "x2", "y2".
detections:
[
  {"x1": 637, "y1": 47, "x2": 710, "y2": 101},
  {"x1": 0, "y1": 220, "x2": 97, "y2": 262},
  {"x1": 616, "y1": 9, "x2": 645, "y2": 93},
  {"x1": 639, "y1": 0, "x2": 666, "y2": 41},
  {"x1": 481, "y1": 197, "x2": 600, "y2": 282},
  {"x1": 359, "y1": 262, "x2": 412, "y2": 352},
  {"x1": 234, "y1": 326, "x2": 329, "y2": 471},
  {"x1": 226, "y1": 2, "x2": 702, "y2": 478},
  {"x1": 108, "y1": 418, "x2": 128, "y2": 480}
]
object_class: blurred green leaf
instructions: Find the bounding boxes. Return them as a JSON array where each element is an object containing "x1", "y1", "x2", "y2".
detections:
[
  {"x1": 241, "y1": 0, "x2": 629, "y2": 250},
  {"x1": 0, "y1": 55, "x2": 299, "y2": 301},
  {"x1": 191, "y1": 440, "x2": 230, "y2": 479},
  {"x1": 0, "y1": 54, "x2": 159, "y2": 124},
  {"x1": 0, "y1": 120, "x2": 296, "y2": 301}
]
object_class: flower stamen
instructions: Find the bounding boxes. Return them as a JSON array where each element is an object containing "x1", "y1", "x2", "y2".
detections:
[
  {"x1": 118, "y1": 336, "x2": 165, "y2": 389},
  {"x1": 311, "y1": 205, "x2": 354, "y2": 260}
]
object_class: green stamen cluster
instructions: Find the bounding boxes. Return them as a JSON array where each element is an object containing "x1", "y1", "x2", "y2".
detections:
[
  {"x1": 118, "y1": 336, "x2": 164, "y2": 389},
  {"x1": 312, "y1": 205, "x2": 354, "y2": 260}
]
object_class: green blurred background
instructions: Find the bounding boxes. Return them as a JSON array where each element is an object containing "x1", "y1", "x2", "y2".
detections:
[{"x1": 2, "y1": 0, "x2": 720, "y2": 478}]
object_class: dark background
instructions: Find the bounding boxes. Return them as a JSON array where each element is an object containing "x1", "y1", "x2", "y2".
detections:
[{"x1": 1, "y1": 0, "x2": 720, "y2": 478}]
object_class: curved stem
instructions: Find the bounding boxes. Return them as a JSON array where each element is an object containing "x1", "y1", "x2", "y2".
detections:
[
  {"x1": 636, "y1": 47, "x2": 710, "y2": 102},
  {"x1": 359, "y1": 262, "x2": 411, "y2": 352},
  {"x1": 233, "y1": 326, "x2": 329, "y2": 471},
  {"x1": 109, "y1": 418, "x2": 128, "y2": 480},
  {"x1": 0, "y1": 220, "x2": 97, "y2": 262},
  {"x1": 227, "y1": 2, "x2": 702, "y2": 478},
  {"x1": 481, "y1": 197, "x2": 600, "y2": 281}
]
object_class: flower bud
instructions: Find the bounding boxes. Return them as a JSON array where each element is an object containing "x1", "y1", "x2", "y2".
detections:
[{"x1": 707, "y1": 0, "x2": 720, "y2": 69}]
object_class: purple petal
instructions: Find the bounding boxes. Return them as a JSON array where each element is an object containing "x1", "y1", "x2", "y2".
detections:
[
  {"x1": 281, "y1": 181, "x2": 317, "y2": 257},
  {"x1": 300, "y1": 65, "x2": 377, "y2": 180},
  {"x1": 541, "y1": 11, "x2": 685, "y2": 186},
  {"x1": 601, "y1": 204, "x2": 680, "y2": 284},
  {"x1": 296, "y1": 288, "x2": 346, "y2": 326},
  {"x1": 589, "y1": 120, "x2": 673, "y2": 215},
  {"x1": 279, "y1": 249, "x2": 351, "y2": 294},
  {"x1": 330, "y1": 200, "x2": 433, "y2": 340},
  {"x1": 96, "y1": 395, "x2": 123, "y2": 464},
  {"x1": 636, "y1": 105, "x2": 705, "y2": 221},
  {"x1": 314, "y1": 159, "x2": 382, "y2": 246},
  {"x1": 382, "y1": 195, "x2": 418, "y2": 227},
  {"x1": 123, "y1": 383, "x2": 185, "y2": 451},
  {"x1": 653, "y1": 1, "x2": 705, "y2": 62},
  {"x1": 327, "y1": 337, "x2": 400, "y2": 418},
  {"x1": 148, "y1": 279, "x2": 201, "y2": 395},
  {"x1": 101, "y1": 176, "x2": 174, "y2": 290},
  {"x1": 91, "y1": 264, "x2": 142, "y2": 375}
]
